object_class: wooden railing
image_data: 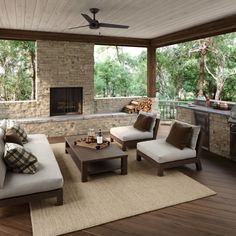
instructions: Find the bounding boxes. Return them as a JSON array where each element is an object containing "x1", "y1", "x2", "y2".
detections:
[{"x1": 156, "y1": 100, "x2": 190, "y2": 120}]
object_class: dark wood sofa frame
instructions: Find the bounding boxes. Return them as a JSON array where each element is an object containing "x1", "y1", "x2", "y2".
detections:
[
  {"x1": 136, "y1": 131, "x2": 203, "y2": 176},
  {"x1": 0, "y1": 188, "x2": 63, "y2": 207},
  {"x1": 110, "y1": 118, "x2": 160, "y2": 151}
]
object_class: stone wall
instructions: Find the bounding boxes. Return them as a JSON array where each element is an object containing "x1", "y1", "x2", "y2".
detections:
[
  {"x1": 94, "y1": 96, "x2": 143, "y2": 113},
  {"x1": 176, "y1": 107, "x2": 195, "y2": 124},
  {"x1": 0, "y1": 101, "x2": 39, "y2": 119},
  {"x1": 0, "y1": 40, "x2": 94, "y2": 119},
  {"x1": 209, "y1": 113, "x2": 230, "y2": 158}
]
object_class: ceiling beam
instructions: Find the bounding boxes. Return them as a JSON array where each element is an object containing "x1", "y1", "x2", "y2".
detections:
[
  {"x1": 151, "y1": 14, "x2": 236, "y2": 48},
  {"x1": 0, "y1": 29, "x2": 149, "y2": 47}
]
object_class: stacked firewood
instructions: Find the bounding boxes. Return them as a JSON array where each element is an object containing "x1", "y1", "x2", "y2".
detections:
[{"x1": 123, "y1": 98, "x2": 152, "y2": 114}]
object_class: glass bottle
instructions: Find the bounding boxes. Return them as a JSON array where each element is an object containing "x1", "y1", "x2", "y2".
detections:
[{"x1": 96, "y1": 129, "x2": 103, "y2": 144}]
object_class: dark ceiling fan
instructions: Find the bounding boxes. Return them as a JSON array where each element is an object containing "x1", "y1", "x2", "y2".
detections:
[{"x1": 69, "y1": 8, "x2": 129, "y2": 30}]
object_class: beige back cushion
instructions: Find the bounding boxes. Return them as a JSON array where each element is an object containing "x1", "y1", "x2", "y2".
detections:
[
  {"x1": 171, "y1": 120, "x2": 201, "y2": 150},
  {"x1": 0, "y1": 128, "x2": 7, "y2": 188},
  {"x1": 0, "y1": 119, "x2": 7, "y2": 133}
]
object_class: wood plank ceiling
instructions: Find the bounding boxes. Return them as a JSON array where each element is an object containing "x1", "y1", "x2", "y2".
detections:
[{"x1": 0, "y1": 0, "x2": 236, "y2": 40}]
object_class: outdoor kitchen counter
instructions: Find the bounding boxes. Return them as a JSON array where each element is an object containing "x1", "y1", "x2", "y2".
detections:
[{"x1": 176, "y1": 105, "x2": 231, "y2": 159}]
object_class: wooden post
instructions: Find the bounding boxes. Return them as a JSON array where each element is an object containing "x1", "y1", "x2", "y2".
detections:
[{"x1": 147, "y1": 46, "x2": 156, "y2": 98}]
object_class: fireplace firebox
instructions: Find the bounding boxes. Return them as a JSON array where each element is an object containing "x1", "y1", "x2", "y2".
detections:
[{"x1": 50, "y1": 87, "x2": 83, "y2": 116}]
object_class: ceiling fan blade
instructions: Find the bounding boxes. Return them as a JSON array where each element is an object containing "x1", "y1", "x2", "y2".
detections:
[
  {"x1": 68, "y1": 24, "x2": 89, "y2": 30},
  {"x1": 99, "y1": 23, "x2": 129, "y2": 29},
  {"x1": 81, "y1": 13, "x2": 93, "y2": 23}
]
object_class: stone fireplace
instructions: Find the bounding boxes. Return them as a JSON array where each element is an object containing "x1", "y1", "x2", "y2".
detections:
[
  {"x1": 0, "y1": 40, "x2": 138, "y2": 137},
  {"x1": 50, "y1": 87, "x2": 83, "y2": 116}
]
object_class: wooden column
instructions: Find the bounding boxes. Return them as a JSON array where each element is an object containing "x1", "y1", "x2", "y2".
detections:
[{"x1": 147, "y1": 46, "x2": 156, "y2": 97}]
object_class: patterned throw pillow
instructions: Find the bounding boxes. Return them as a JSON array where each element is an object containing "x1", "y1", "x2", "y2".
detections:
[
  {"x1": 8, "y1": 123, "x2": 28, "y2": 144},
  {"x1": 4, "y1": 143, "x2": 38, "y2": 174}
]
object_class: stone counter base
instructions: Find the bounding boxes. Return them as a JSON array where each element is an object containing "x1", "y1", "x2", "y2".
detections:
[
  {"x1": 18, "y1": 113, "x2": 138, "y2": 137},
  {"x1": 176, "y1": 107, "x2": 230, "y2": 159}
]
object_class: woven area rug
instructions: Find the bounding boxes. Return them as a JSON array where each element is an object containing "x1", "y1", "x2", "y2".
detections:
[{"x1": 30, "y1": 143, "x2": 216, "y2": 236}]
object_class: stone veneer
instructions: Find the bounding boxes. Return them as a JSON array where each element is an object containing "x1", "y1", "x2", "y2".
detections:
[
  {"x1": 176, "y1": 107, "x2": 195, "y2": 124},
  {"x1": 209, "y1": 114, "x2": 230, "y2": 157},
  {"x1": 176, "y1": 107, "x2": 230, "y2": 159}
]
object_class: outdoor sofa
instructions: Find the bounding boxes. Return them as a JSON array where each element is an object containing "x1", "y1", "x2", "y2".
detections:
[{"x1": 0, "y1": 121, "x2": 63, "y2": 207}]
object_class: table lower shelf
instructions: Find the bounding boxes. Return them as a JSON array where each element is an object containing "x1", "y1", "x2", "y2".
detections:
[{"x1": 87, "y1": 159, "x2": 122, "y2": 175}]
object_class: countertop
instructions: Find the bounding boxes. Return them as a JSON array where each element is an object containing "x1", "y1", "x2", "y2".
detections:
[{"x1": 177, "y1": 104, "x2": 231, "y2": 116}]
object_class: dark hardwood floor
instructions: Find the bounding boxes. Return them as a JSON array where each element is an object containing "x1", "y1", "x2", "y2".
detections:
[{"x1": 1, "y1": 125, "x2": 236, "y2": 236}]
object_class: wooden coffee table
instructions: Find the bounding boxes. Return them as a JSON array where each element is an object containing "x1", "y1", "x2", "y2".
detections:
[{"x1": 65, "y1": 135, "x2": 128, "y2": 182}]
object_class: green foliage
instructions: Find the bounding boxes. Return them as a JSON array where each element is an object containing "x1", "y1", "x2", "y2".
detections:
[
  {"x1": 222, "y1": 75, "x2": 236, "y2": 101},
  {"x1": 94, "y1": 46, "x2": 147, "y2": 97},
  {"x1": 2, "y1": 35, "x2": 235, "y2": 102},
  {"x1": 156, "y1": 43, "x2": 199, "y2": 100},
  {"x1": 156, "y1": 32, "x2": 236, "y2": 102},
  {"x1": 204, "y1": 33, "x2": 236, "y2": 100},
  {"x1": 0, "y1": 40, "x2": 35, "y2": 101}
]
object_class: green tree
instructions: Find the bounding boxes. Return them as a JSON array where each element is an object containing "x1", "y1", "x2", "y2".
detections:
[
  {"x1": 156, "y1": 42, "x2": 199, "y2": 100},
  {"x1": 94, "y1": 45, "x2": 147, "y2": 97},
  {"x1": 189, "y1": 38, "x2": 211, "y2": 97},
  {"x1": 156, "y1": 32, "x2": 236, "y2": 102},
  {"x1": 205, "y1": 33, "x2": 236, "y2": 100},
  {"x1": 0, "y1": 40, "x2": 36, "y2": 101}
]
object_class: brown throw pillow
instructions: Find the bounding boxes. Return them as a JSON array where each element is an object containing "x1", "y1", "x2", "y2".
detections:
[
  {"x1": 5, "y1": 129, "x2": 23, "y2": 146},
  {"x1": 133, "y1": 114, "x2": 154, "y2": 132},
  {"x1": 166, "y1": 122, "x2": 192, "y2": 150},
  {"x1": 8, "y1": 123, "x2": 28, "y2": 144},
  {"x1": 133, "y1": 114, "x2": 146, "y2": 131},
  {"x1": 141, "y1": 116, "x2": 154, "y2": 131}
]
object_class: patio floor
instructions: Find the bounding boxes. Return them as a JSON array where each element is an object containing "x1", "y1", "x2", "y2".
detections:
[{"x1": 0, "y1": 124, "x2": 236, "y2": 236}]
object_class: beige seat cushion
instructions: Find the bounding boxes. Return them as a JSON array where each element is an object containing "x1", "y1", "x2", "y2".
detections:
[
  {"x1": 137, "y1": 139, "x2": 196, "y2": 163},
  {"x1": 110, "y1": 126, "x2": 153, "y2": 141}
]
